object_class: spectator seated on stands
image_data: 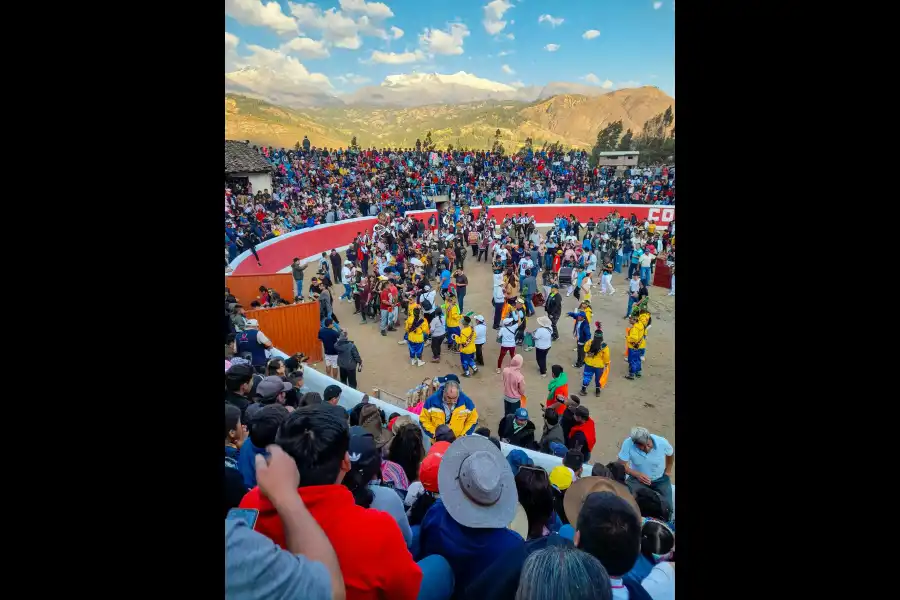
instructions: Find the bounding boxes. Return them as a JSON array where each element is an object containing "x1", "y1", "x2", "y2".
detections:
[
  {"x1": 418, "y1": 435, "x2": 523, "y2": 592},
  {"x1": 341, "y1": 426, "x2": 413, "y2": 548},
  {"x1": 237, "y1": 404, "x2": 290, "y2": 490},
  {"x1": 224, "y1": 404, "x2": 248, "y2": 516},
  {"x1": 564, "y1": 478, "x2": 675, "y2": 600},
  {"x1": 418, "y1": 380, "x2": 479, "y2": 440},
  {"x1": 513, "y1": 545, "x2": 613, "y2": 600},
  {"x1": 239, "y1": 404, "x2": 424, "y2": 600}
]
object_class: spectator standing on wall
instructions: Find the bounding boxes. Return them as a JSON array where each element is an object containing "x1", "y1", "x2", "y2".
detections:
[
  {"x1": 292, "y1": 257, "x2": 307, "y2": 300},
  {"x1": 318, "y1": 318, "x2": 341, "y2": 380}
]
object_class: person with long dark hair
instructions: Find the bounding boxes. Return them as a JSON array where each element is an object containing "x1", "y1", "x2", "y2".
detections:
[
  {"x1": 405, "y1": 306, "x2": 429, "y2": 367},
  {"x1": 388, "y1": 423, "x2": 426, "y2": 485}
]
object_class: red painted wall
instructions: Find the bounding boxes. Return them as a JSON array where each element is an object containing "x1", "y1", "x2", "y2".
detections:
[
  {"x1": 232, "y1": 218, "x2": 377, "y2": 276},
  {"x1": 230, "y1": 205, "x2": 674, "y2": 275}
]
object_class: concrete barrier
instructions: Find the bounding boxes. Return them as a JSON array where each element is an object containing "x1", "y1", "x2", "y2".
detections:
[{"x1": 268, "y1": 347, "x2": 674, "y2": 517}]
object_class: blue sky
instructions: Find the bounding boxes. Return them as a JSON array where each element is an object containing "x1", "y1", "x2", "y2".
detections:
[{"x1": 225, "y1": 0, "x2": 674, "y2": 97}]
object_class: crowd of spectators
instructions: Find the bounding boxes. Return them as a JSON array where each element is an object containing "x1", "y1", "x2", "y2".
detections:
[
  {"x1": 224, "y1": 352, "x2": 676, "y2": 600},
  {"x1": 224, "y1": 143, "x2": 674, "y2": 264}
]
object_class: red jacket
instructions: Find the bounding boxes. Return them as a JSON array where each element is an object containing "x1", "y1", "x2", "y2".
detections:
[
  {"x1": 240, "y1": 484, "x2": 422, "y2": 600},
  {"x1": 568, "y1": 418, "x2": 597, "y2": 453}
]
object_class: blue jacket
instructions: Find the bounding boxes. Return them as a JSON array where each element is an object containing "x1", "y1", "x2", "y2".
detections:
[
  {"x1": 237, "y1": 440, "x2": 267, "y2": 489},
  {"x1": 566, "y1": 317, "x2": 591, "y2": 343},
  {"x1": 419, "y1": 499, "x2": 523, "y2": 592}
]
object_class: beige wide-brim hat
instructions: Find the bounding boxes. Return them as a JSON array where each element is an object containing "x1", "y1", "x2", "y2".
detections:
[
  {"x1": 564, "y1": 476, "x2": 641, "y2": 525},
  {"x1": 536, "y1": 316, "x2": 552, "y2": 328}
]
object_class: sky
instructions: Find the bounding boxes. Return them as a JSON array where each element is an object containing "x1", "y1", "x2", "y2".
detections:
[{"x1": 224, "y1": 0, "x2": 674, "y2": 97}]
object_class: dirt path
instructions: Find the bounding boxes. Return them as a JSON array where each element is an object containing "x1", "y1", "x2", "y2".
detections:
[{"x1": 305, "y1": 238, "x2": 675, "y2": 472}]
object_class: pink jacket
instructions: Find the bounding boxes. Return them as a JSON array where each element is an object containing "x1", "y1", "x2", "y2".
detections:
[{"x1": 502, "y1": 354, "x2": 526, "y2": 399}]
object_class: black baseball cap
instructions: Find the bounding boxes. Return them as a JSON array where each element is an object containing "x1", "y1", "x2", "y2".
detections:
[
  {"x1": 348, "y1": 426, "x2": 379, "y2": 470},
  {"x1": 575, "y1": 406, "x2": 590, "y2": 419},
  {"x1": 324, "y1": 384, "x2": 342, "y2": 402}
]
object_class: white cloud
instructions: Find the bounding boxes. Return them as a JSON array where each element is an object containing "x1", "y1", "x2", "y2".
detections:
[
  {"x1": 510, "y1": 80, "x2": 524, "y2": 88},
  {"x1": 289, "y1": 2, "x2": 400, "y2": 49},
  {"x1": 538, "y1": 14, "x2": 564, "y2": 27},
  {"x1": 483, "y1": 0, "x2": 514, "y2": 35},
  {"x1": 280, "y1": 37, "x2": 330, "y2": 58},
  {"x1": 544, "y1": 43, "x2": 560, "y2": 52},
  {"x1": 653, "y1": 2, "x2": 663, "y2": 9},
  {"x1": 336, "y1": 73, "x2": 372, "y2": 85},
  {"x1": 502, "y1": 64, "x2": 515, "y2": 74},
  {"x1": 225, "y1": 32, "x2": 241, "y2": 73},
  {"x1": 498, "y1": 50, "x2": 513, "y2": 56},
  {"x1": 367, "y1": 49, "x2": 425, "y2": 64},
  {"x1": 419, "y1": 23, "x2": 470, "y2": 55},
  {"x1": 602, "y1": 79, "x2": 614, "y2": 89},
  {"x1": 506, "y1": 33, "x2": 515, "y2": 40},
  {"x1": 390, "y1": 26, "x2": 404, "y2": 39},
  {"x1": 338, "y1": 0, "x2": 394, "y2": 19},
  {"x1": 582, "y1": 29, "x2": 600, "y2": 39},
  {"x1": 226, "y1": 0, "x2": 298, "y2": 35},
  {"x1": 225, "y1": 43, "x2": 335, "y2": 105},
  {"x1": 582, "y1": 73, "x2": 600, "y2": 84}
]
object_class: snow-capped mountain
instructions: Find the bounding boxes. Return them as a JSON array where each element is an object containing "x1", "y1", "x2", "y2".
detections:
[{"x1": 342, "y1": 71, "x2": 541, "y2": 106}]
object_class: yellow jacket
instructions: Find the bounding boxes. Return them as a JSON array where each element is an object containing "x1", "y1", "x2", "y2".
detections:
[
  {"x1": 627, "y1": 321, "x2": 646, "y2": 350},
  {"x1": 454, "y1": 325, "x2": 476, "y2": 354},
  {"x1": 419, "y1": 387, "x2": 479, "y2": 438},
  {"x1": 638, "y1": 312, "x2": 650, "y2": 338},
  {"x1": 405, "y1": 315, "x2": 430, "y2": 343},
  {"x1": 581, "y1": 306, "x2": 593, "y2": 325},
  {"x1": 584, "y1": 339, "x2": 610, "y2": 368},
  {"x1": 445, "y1": 304, "x2": 461, "y2": 327}
]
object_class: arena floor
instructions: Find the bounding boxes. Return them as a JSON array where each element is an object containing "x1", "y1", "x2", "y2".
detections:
[{"x1": 304, "y1": 244, "x2": 675, "y2": 474}]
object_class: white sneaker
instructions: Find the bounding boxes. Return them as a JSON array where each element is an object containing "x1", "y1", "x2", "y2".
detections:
[
  {"x1": 411, "y1": 358, "x2": 416, "y2": 366},
  {"x1": 398, "y1": 339, "x2": 407, "y2": 345},
  {"x1": 417, "y1": 360, "x2": 426, "y2": 367},
  {"x1": 667, "y1": 292, "x2": 675, "y2": 296},
  {"x1": 641, "y1": 356, "x2": 646, "y2": 362}
]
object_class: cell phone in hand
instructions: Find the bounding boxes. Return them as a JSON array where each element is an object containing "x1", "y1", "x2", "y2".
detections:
[{"x1": 226, "y1": 508, "x2": 260, "y2": 529}]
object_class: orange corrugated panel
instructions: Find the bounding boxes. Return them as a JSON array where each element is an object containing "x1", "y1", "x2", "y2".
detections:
[
  {"x1": 225, "y1": 274, "x2": 295, "y2": 307},
  {"x1": 246, "y1": 301, "x2": 323, "y2": 362}
]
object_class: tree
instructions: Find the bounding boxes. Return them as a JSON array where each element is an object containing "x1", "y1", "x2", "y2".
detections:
[
  {"x1": 491, "y1": 128, "x2": 505, "y2": 155},
  {"x1": 423, "y1": 131, "x2": 435, "y2": 152},
  {"x1": 415, "y1": 137, "x2": 422, "y2": 152},
  {"x1": 294, "y1": 141, "x2": 301, "y2": 152},
  {"x1": 447, "y1": 143, "x2": 454, "y2": 152},
  {"x1": 594, "y1": 120, "x2": 623, "y2": 152},
  {"x1": 618, "y1": 129, "x2": 634, "y2": 151},
  {"x1": 350, "y1": 135, "x2": 358, "y2": 149},
  {"x1": 633, "y1": 106, "x2": 675, "y2": 165}
]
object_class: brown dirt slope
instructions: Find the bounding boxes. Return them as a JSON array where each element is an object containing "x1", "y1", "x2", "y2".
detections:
[
  {"x1": 517, "y1": 86, "x2": 675, "y2": 148},
  {"x1": 225, "y1": 95, "x2": 347, "y2": 150}
]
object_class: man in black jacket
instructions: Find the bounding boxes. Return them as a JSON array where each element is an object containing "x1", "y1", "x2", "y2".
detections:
[
  {"x1": 497, "y1": 407, "x2": 537, "y2": 450},
  {"x1": 544, "y1": 284, "x2": 562, "y2": 341}
]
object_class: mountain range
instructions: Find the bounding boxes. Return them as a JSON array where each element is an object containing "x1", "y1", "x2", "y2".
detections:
[{"x1": 224, "y1": 83, "x2": 674, "y2": 151}]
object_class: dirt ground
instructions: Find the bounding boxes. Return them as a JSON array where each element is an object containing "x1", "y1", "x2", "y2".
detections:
[{"x1": 304, "y1": 234, "x2": 675, "y2": 473}]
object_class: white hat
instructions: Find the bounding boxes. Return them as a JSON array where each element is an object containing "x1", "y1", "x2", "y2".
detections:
[
  {"x1": 245, "y1": 319, "x2": 259, "y2": 328},
  {"x1": 344, "y1": 260, "x2": 352, "y2": 265},
  {"x1": 475, "y1": 315, "x2": 485, "y2": 323}
]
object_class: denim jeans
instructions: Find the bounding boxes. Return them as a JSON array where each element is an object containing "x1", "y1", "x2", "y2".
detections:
[
  {"x1": 622, "y1": 252, "x2": 632, "y2": 271},
  {"x1": 341, "y1": 283, "x2": 352, "y2": 300},
  {"x1": 626, "y1": 474, "x2": 674, "y2": 516},
  {"x1": 457, "y1": 287, "x2": 466, "y2": 312},
  {"x1": 293, "y1": 279, "x2": 303, "y2": 298},
  {"x1": 640, "y1": 266, "x2": 651, "y2": 287},
  {"x1": 614, "y1": 254, "x2": 622, "y2": 273},
  {"x1": 416, "y1": 555, "x2": 454, "y2": 600},
  {"x1": 524, "y1": 295, "x2": 534, "y2": 315},
  {"x1": 626, "y1": 295, "x2": 636, "y2": 317},
  {"x1": 380, "y1": 309, "x2": 392, "y2": 331}
]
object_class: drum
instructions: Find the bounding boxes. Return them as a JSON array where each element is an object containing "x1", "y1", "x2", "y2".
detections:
[{"x1": 558, "y1": 267, "x2": 573, "y2": 286}]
